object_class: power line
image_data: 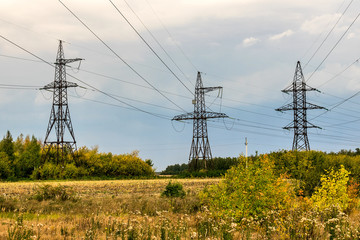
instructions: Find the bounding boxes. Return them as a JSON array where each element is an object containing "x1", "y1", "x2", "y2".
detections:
[
  {"x1": 310, "y1": 90, "x2": 360, "y2": 120},
  {"x1": 300, "y1": 0, "x2": 348, "y2": 62},
  {"x1": 4, "y1": 46, "x2": 360, "y2": 138},
  {"x1": 0, "y1": 51, "x2": 290, "y2": 123},
  {"x1": 58, "y1": 0, "x2": 187, "y2": 113},
  {"x1": 0, "y1": 54, "x2": 43, "y2": 63},
  {"x1": 304, "y1": 0, "x2": 355, "y2": 69},
  {"x1": 69, "y1": 66, "x2": 192, "y2": 100},
  {"x1": 122, "y1": 0, "x2": 194, "y2": 87},
  {"x1": 0, "y1": 86, "x2": 38, "y2": 90},
  {"x1": 0, "y1": 83, "x2": 41, "y2": 88},
  {"x1": 69, "y1": 93, "x2": 172, "y2": 120},
  {"x1": 144, "y1": 0, "x2": 198, "y2": 72},
  {"x1": 108, "y1": 0, "x2": 194, "y2": 96},
  {"x1": 316, "y1": 57, "x2": 360, "y2": 88},
  {"x1": 0, "y1": 34, "x2": 174, "y2": 120},
  {"x1": 324, "y1": 118, "x2": 360, "y2": 127},
  {"x1": 306, "y1": 11, "x2": 360, "y2": 82}
]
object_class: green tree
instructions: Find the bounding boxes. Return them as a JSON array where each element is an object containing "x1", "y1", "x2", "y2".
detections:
[
  {"x1": 14, "y1": 136, "x2": 41, "y2": 178},
  {"x1": 0, "y1": 152, "x2": 12, "y2": 179},
  {"x1": 201, "y1": 155, "x2": 295, "y2": 221},
  {"x1": 0, "y1": 130, "x2": 15, "y2": 162},
  {"x1": 161, "y1": 163, "x2": 188, "y2": 175}
]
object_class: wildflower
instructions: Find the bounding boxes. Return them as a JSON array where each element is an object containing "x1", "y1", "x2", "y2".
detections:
[{"x1": 190, "y1": 231, "x2": 197, "y2": 238}]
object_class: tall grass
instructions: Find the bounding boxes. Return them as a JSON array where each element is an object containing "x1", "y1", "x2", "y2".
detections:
[{"x1": 0, "y1": 178, "x2": 359, "y2": 239}]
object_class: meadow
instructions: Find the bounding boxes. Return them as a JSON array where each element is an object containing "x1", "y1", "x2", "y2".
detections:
[
  {"x1": 0, "y1": 178, "x2": 222, "y2": 239},
  {"x1": 0, "y1": 172, "x2": 360, "y2": 239}
]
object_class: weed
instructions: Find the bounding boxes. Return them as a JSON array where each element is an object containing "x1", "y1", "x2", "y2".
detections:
[
  {"x1": 161, "y1": 181, "x2": 186, "y2": 198},
  {"x1": 31, "y1": 184, "x2": 77, "y2": 202},
  {"x1": 7, "y1": 214, "x2": 35, "y2": 240}
]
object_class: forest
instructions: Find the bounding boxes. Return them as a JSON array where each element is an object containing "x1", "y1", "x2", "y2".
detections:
[{"x1": 0, "y1": 131, "x2": 154, "y2": 180}]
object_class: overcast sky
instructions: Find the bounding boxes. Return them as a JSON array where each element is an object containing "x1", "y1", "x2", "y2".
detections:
[{"x1": 0, "y1": 0, "x2": 360, "y2": 170}]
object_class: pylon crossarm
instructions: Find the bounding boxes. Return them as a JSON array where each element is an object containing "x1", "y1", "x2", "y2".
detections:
[
  {"x1": 41, "y1": 82, "x2": 56, "y2": 90},
  {"x1": 41, "y1": 81, "x2": 78, "y2": 90},
  {"x1": 283, "y1": 121, "x2": 294, "y2": 130},
  {"x1": 281, "y1": 86, "x2": 293, "y2": 93},
  {"x1": 56, "y1": 58, "x2": 83, "y2": 65},
  {"x1": 200, "y1": 86, "x2": 222, "y2": 94},
  {"x1": 307, "y1": 122, "x2": 322, "y2": 129},
  {"x1": 63, "y1": 81, "x2": 78, "y2": 88},
  {"x1": 306, "y1": 102, "x2": 327, "y2": 110},
  {"x1": 275, "y1": 103, "x2": 294, "y2": 112},
  {"x1": 172, "y1": 112, "x2": 195, "y2": 121},
  {"x1": 173, "y1": 111, "x2": 228, "y2": 121},
  {"x1": 204, "y1": 112, "x2": 228, "y2": 119}
]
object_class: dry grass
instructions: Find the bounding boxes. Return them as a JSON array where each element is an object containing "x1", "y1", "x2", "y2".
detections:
[
  {"x1": 0, "y1": 178, "x2": 221, "y2": 239},
  {"x1": 1, "y1": 178, "x2": 360, "y2": 239}
]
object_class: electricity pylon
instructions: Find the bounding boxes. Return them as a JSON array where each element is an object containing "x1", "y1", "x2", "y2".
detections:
[
  {"x1": 172, "y1": 72, "x2": 228, "y2": 170},
  {"x1": 276, "y1": 61, "x2": 326, "y2": 151},
  {"x1": 42, "y1": 40, "x2": 82, "y2": 163}
]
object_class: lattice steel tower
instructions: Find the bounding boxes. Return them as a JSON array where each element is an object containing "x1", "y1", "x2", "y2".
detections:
[
  {"x1": 276, "y1": 61, "x2": 325, "y2": 151},
  {"x1": 42, "y1": 40, "x2": 82, "y2": 162},
  {"x1": 173, "y1": 72, "x2": 228, "y2": 170}
]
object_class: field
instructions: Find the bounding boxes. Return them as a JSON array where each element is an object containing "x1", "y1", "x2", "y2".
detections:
[
  {"x1": 1, "y1": 175, "x2": 360, "y2": 239},
  {"x1": 0, "y1": 178, "x2": 222, "y2": 239}
]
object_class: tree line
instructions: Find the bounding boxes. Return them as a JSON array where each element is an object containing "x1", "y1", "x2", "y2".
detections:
[
  {"x1": 0, "y1": 131, "x2": 154, "y2": 180},
  {"x1": 162, "y1": 149, "x2": 360, "y2": 196}
]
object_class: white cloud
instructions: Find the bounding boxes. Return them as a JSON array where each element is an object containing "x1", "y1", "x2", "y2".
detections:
[
  {"x1": 301, "y1": 14, "x2": 340, "y2": 35},
  {"x1": 242, "y1": 37, "x2": 260, "y2": 47},
  {"x1": 269, "y1": 30, "x2": 294, "y2": 40},
  {"x1": 347, "y1": 32, "x2": 356, "y2": 40}
]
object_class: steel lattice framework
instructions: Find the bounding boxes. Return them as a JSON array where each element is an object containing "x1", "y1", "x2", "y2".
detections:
[
  {"x1": 173, "y1": 72, "x2": 228, "y2": 170},
  {"x1": 42, "y1": 40, "x2": 82, "y2": 162},
  {"x1": 276, "y1": 61, "x2": 325, "y2": 151}
]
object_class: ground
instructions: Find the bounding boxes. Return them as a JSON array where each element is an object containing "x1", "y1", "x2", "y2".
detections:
[{"x1": 0, "y1": 178, "x2": 221, "y2": 239}]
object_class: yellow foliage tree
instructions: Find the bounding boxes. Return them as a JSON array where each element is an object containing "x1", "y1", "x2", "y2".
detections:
[{"x1": 311, "y1": 165, "x2": 350, "y2": 211}]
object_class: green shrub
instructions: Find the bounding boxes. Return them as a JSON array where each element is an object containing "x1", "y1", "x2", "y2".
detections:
[
  {"x1": 201, "y1": 155, "x2": 296, "y2": 222},
  {"x1": 32, "y1": 184, "x2": 77, "y2": 202},
  {"x1": 7, "y1": 215, "x2": 34, "y2": 240},
  {"x1": 161, "y1": 181, "x2": 186, "y2": 198}
]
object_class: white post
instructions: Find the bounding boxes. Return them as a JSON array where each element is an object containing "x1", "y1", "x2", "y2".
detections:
[{"x1": 245, "y1": 137, "x2": 248, "y2": 168}]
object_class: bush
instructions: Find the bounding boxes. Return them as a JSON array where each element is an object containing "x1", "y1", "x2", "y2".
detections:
[
  {"x1": 32, "y1": 184, "x2": 77, "y2": 201},
  {"x1": 311, "y1": 165, "x2": 350, "y2": 211},
  {"x1": 161, "y1": 181, "x2": 186, "y2": 198},
  {"x1": 201, "y1": 155, "x2": 296, "y2": 222}
]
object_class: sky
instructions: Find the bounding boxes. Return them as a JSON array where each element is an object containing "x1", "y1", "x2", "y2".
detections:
[{"x1": 0, "y1": 0, "x2": 360, "y2": 171}]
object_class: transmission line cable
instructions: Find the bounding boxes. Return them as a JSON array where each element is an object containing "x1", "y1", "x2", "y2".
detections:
[
  {"x1": 300, "y1": 0, "x2": 347, "y2": 62},
  {"x1": 310, "y1": 90, "x2": 360, "y2": 120},
  {"x1": 316, "y1": 57, "x2": 360, "y2": 88},
  {"x1": 304, "y1": 0, "x2": 355, "y2": 69},
  {"x1": 58, "y1": 0, "x2": 187, "y2": 113},
  {"x1": 108, "y1": 0, "x2": 194, "y2": 95},
  {"x1": 69, "y1": 66, "x2": 192, "y2": 100},
  {"x1": 122, "y1": 0, "x2": 194, "y2": 87},
  {"x1": 0, "y1": 83, "x2": 41, "y2": 89},
  {"x1": 69, "y1": 93, "x2": 173, "y2": 120},
  {"x1": 325, "y1": 118, "x2": 360, "y2": 127},
  {"x1": 0, "y1": 86, "x2": 38, "y2": 90},
  {"x1": 0, "y1": 34, "x2": 172, "y2": 120},
  {"x1": 144, "y1": 0, "x2": 198, "y2": 72},
  {"x1": 0, "y1": 54, "x2": 43, "y2": 63},
  {"x1": 0, "y1": 51, "x2": 288, "y2": 123},
  {"x1": 306, "y1": 11, "x2": 360, "y2": 82}
]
